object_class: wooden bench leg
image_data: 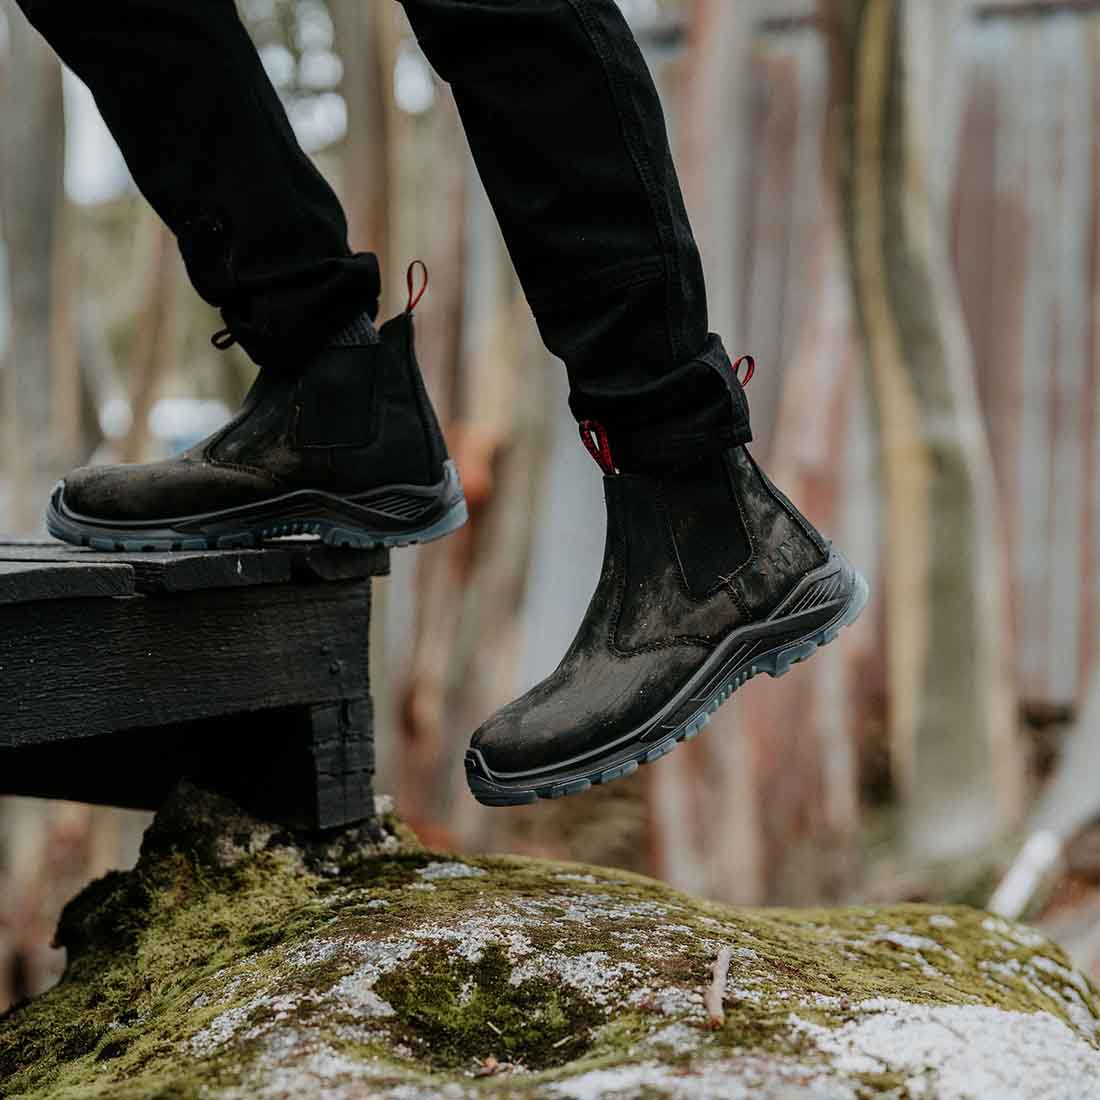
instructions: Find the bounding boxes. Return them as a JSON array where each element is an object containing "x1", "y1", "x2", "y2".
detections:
[
  {"x1": 195, "y1": 698, "x2": 376, "y2": 832},
  {"x1": 0, "y1": 698, "x2": 377, "y2": 834},
  {"x1": 305, "y1": 698, "x2": 375, "y2": 831}
]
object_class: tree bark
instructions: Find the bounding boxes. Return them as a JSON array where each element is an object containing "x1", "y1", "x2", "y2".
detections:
[
  {"x1": 121, "y1": 216, "x2": 178, "y2": 464},
  {"x1": 0, "y1": 0, "x2": 67, "y2": 533},
  {"x1": 329, "y1": 0, "x2": 389, "y2": 264},
  {"x1": 834, "y1": 0, "x2": 1024, "y2": 860}
]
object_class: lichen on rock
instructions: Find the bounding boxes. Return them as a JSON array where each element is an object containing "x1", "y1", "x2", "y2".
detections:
[{"x1": 2, "y1": 783, "x2": 1099, "y2": 1100}]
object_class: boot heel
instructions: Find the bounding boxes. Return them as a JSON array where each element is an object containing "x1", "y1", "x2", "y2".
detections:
[
  {"x1": 762, "y1": 560, "x2": 869, "y2": 679},
  {"x1": 321, "y1": 494, "x2": 468, "y2": 550}
]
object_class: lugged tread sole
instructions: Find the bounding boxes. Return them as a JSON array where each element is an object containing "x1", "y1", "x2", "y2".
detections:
[
  {"x1": 466, "y1": 554, "x2": 868, "y2": 807},
  {"x1": 44, "y1": 461, "x2": 468, "y2": 553},
  {"x1": 46, "y1": 498, "x2": 469, "y2": 553}
]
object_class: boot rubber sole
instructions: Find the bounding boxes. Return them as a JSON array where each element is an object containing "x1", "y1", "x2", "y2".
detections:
[
  {"x1": 466, "y1": 548, "x2": 868, "y2": 806},
  {"x1": 45, "y1": 460, "x2": 468, "y2": 553}
]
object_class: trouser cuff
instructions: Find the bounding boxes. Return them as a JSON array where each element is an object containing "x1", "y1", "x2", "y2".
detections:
[
  {"x1": 220, "y1": 251, "x2": 381, "y2": 373},
  {"x1": 597, "y1": 333, "x2": 753, "y2": 473},
  {"x1": 179, "y1": 214, "x2": 382, "y2": 373}
]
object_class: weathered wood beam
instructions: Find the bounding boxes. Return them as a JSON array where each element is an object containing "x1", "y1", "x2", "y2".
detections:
[
  {"x1": 1, "y1": 699, "x2": 376, "y2": 830},
  {"x1": 0, "y1": 542, "x2": 387, "y2": 593},
  {"x1": 0, "y1": 581, "x2": 371, "y2": 749}
]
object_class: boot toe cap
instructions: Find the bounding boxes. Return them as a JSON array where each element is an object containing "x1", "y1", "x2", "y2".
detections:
[
  {"x1": 60, "y1": 460, "x2": 278, "y2": 523},
  {"x1": 469, "y1": 703, "x2": 543, "y2": 775},
  {"x1": 470, "y1": 647, "x2": 705, "y2": 777},
  {"x1": 470, "y1": 692, "x2": 605, "y2": 776}
]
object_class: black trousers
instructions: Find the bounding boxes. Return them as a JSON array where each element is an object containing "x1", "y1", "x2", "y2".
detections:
[{"x1": 13, "y1": 0, "x2": 750, "y2": 466}]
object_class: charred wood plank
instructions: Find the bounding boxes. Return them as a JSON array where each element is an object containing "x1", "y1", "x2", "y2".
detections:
[
  {"x1": 0, "y1": 560, "x2": 134, "y2": 605},
  {"x1": 0, "y1": 699, "x2": 376, "y2": 830},
  {"x1": 0, "y1": 542, "x2": 388, "y2": 593},
  {"x1": 0, "y1": 582, "x2": 371, "y2": 749}
]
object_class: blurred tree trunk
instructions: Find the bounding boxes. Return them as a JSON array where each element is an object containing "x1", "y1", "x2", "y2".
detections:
[
  {"x1": 49, "y1": 196, "x2": 84, "y2": 473},
  {"x1": 832, "y1": 0, "x2": 1024, "y2": 861},
  {"x1": 121, "y1": 217, "x2": 178, "y2": 463},
  {"x1": 371, "y1": 85, "x2": 469, "y2": 819},
  {"x1": 396, "y1": 181, "x2": 559, "y2": 845},
  {"x1": 665, "y1": 0, "x2": 871, "y2": 904},
  {"x1": 750, "y1": 9, "x2": 871, "y2": 903},
  {"x1": 0, "y1": 0, "x2": 67, "y2": 533},
  {"x1": 329, "y1": 0, "x2": 389, "y2": 265},
  {"x1": 0, "y1": 5, "x2": 152, "y2": 1016},
  {"x1": 653, "y1": 0, "x2": 767, "y2": 905},
  {"x1": 0, "y1": 798, "x2": 149, "y2": 1012}
]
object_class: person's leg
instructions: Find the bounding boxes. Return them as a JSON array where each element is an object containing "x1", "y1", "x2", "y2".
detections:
[
  {"x1": 399, "y1": 0, "x2": 749, "y2": 468},
  {"x1": 16, "y1": 0, "x2": 465, "y2": 550},
  {"x1": 13, "y1": 0, "x2": 378, "y2": 369},
  {"x1": 397, "y1": 0, "x2": 867, "y2": 804}
]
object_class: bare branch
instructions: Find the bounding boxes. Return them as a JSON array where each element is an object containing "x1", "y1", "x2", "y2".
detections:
[{"x1": 704, "y1": 946, "x2": 733, "y2": 1029}]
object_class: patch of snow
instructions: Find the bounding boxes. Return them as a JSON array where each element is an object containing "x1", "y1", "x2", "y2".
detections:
[
  {"x1": 727, "y1": 986, "x2": 765, "y2": 1006},
  {"x1": 417, "y1": 862, "x2": 487, "y2": 881},
  {"x1": 627, "y1": 984, "x2": 702, "y2": 1018},
  {"x1": 871, "y1": 929, "x2": 944, "y2": 953},
  {"x1": 548, "y1": 1058, "x2": 859, "y2": 1100},
  {"x1": 643, "y1": 1022, "x2": 701, "y2": 1055},
  {"x1": 284, "y1": 938, "x2": 346, "y2": 970},
  {"x1": 331, "y1": 974, "x2": 395, "y2": 1018},
  {"x1": 982, "y1": 916, "x2": 1048, "y2": 950},
  {"x1": 412, "y1": 917, "x2": 535, "y2": 965},
  {"x1": 792, "y1": 1000, "x2": 1100, "y2": 1100},
  {"x1": 189, "y1": 993, "x2": 304, "y2": 1056},
  {"x1": 510, "y1": 950, "x2": 643, "y2": 1005}
]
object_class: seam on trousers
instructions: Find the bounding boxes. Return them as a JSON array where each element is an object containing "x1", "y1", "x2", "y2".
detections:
[
  {"x1": 562, "y1": 0, "x2": 682, "y2": 367},
  {"x1": 525, "y1": 256, "x2": 667, "y2": 313}
]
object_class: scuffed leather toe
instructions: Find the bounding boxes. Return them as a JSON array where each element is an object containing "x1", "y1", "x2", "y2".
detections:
[
  {"x1": 61, "y1": 457, "x2": 280, "y2": 523},
  {"x1": 470, "y1": 642, "x2": 708, "y2": 775}
]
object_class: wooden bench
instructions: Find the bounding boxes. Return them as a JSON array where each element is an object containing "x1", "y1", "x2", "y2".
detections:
[{"x1": 0, "y1": 541, "x2": 388, "y2": 831}]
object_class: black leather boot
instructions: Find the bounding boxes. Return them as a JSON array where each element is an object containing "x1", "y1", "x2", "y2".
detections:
[
  {"x1": 465, "y1": 440, "x2": 867, "y2": 805},
  {"x1": 46, "y1": 308, "x2": 465, "y2": 551}
]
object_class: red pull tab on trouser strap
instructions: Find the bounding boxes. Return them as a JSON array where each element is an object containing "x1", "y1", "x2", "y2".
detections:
[{"x1": 579, "y1": 420, "x2": 617, "y2": 475}]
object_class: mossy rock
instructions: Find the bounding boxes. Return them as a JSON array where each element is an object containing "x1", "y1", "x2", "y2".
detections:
[{"x1": 3, "y1": 784, "x2": 1100, "y2": 1100}]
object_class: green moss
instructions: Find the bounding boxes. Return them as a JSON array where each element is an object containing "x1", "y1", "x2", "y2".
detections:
[
  {"x1": 3, "y1": 792, "x2": 1098, "y2": 1100},
  {"x1": 375, "y1": 942, "x2": 603, "y2": 1070},
  {"x1": 855, "y1": 1071, "x2": 912, "y2": 1098},
  {"x1": 0, "y1": 845, "x2": 322, "y2": 1098}
]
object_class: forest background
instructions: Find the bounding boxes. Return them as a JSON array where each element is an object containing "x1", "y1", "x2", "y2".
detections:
[{"x1": 3, "y1": 0, "x2": 1100, "y2": 1013}]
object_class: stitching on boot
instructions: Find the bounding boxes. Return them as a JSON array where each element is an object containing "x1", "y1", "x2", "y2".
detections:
[
  {"x1": 202, "y1": 458, "x2": 283, "y2": 487},
  {"x1": 202, "y1": 396, "x2": 288, "y2": 488},
  {"x1": 748, "y1": 450, "x2": 828, "y2": 560},
  {"x1": 719, "y1": 449, "x2": 757, "y2": 619}
]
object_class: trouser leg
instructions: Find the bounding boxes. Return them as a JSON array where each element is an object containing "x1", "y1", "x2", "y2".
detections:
[
  {"x1": 12, "y1": 0, "x2": 379, "y2": 371},
  {"x1": 400, "y1": 0, "x2": 750, "y2": 465}
]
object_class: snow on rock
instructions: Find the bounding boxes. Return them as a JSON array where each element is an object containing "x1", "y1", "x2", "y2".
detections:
[
  {"x1": 416, "y1": 861, "x2": 488, "y2": 881},
  {"x1": 793, "y1": 1000, "x2": 1100, "y2": 1099},
  {"x1": 3, "y1": 783, "x2": 1100, "y2": 1100}
]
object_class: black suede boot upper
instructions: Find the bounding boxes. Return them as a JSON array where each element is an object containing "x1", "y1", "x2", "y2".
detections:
[
  {"x1": 469, "y1": 446, "x2": 831, "y2": 776},
  {"x1": 60, "y1": 313, "x2": 449, "y2": 523}
]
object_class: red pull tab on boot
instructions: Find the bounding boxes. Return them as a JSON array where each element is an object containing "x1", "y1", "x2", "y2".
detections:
[
  {"x1": 405, "y1": 260, "x2": 429, "y2": 313},
  {"x1": 579, "y1": 420, "x2": 617, "y2": 475},
  {"x1": 732, "y1": 354, "x2": 755, "y2": 386}
]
